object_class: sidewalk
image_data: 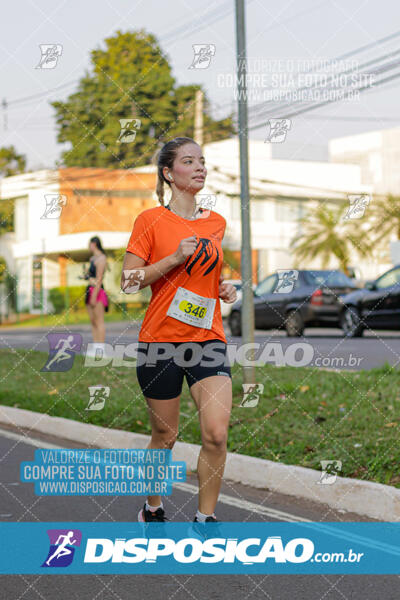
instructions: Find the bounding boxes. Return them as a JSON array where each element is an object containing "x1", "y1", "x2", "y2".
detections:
[{"x1": 1, "y1": 404, "x2": 399, "y2": 521}]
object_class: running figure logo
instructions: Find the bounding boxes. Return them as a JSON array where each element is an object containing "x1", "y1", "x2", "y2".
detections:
[
  {"x1": 195, "y1": 194, "x2": 216, "y2": 219},
  {"x1": 35, "y1": 44, "x2": 63, "y2": 69},
  {"x1": 317, "y1": 460, "x2": 342, "y2": 485},
  {"x1": 40, "y1": 194, "x2": 67, "y2": 219},
  {"x1": 117, "y1": 118, "x2": 141, "y2": 143},
  {"x1": 121, "y1": 269, "x2": 145, "y2": 294},
  {"x1": 42, "y1": 529, "x2": 82, "y2": 567},
  {"x1": 240, "y1": 383, "x2": 264, "y2": 407},
  {"x1": 41, "y1": 333, "x2": 82, "y2": 372},
  {"x1": 188, "y1": 44, "x2": 216, "y2": 69},
  {"x1": 273, "y1": 270, "x2": 299, "y2": 293},
  {"x1": 264, "y1": 119, "x2": 291, "y2": 143},
  {"x1": 343, "y1": 194, "x2": 370, "y2": 220},
  {"x1": 86, "y1": 385, "x2": 110, "y2": 411}
]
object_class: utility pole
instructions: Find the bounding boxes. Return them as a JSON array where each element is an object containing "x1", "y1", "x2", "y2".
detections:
[
  {"x1": 194, "y1": 89, "x2": 203, "y2": 146},
  {"x1": 235, "y1": 0, "x2": 255, "y2": 384},
  {"x1": 2, "y1": 98, "x2": 7, "y2": 131}
]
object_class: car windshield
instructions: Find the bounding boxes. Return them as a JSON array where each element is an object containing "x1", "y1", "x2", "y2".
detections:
[
  {"x1": 304, "y1": 271, "x2": 354, "y2": 287},
  {"x1": 375, "y1": 267, "x2": 400, "y2": 289}
]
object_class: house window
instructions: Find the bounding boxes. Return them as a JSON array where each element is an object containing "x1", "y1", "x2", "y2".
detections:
[
  {"x1": 275, "y1": 200, "x2": 303, "y2": 222},
  {"x1": 232, "y1": 198, "x2": 265, "y2": 220},
  {"x1": 252, "y1": 201, "x2": 264, "y2": 220}
]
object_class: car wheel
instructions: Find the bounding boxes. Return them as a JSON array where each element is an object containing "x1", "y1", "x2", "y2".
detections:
[
  {"x1": 340, "y1": 307, "x2": 364, "y2": 337},
  {"x1": 285, "y1": 311, "x2": 304, "y2": 336},
  {"x1": 229, "y1": 311, "x2": 242, "y2": 337}
]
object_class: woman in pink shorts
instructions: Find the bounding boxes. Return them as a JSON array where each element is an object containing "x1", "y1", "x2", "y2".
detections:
[{"x1": 84, "y1": 236, "x2": 109, "y2": 348}]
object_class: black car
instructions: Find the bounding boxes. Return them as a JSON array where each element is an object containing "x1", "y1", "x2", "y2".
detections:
[
  {"x1": 228, "y1": 269, "x2": 358, "y2": 337},
  {"x1": 339, "y1": 264, "x2": 400, "y2": 337}
]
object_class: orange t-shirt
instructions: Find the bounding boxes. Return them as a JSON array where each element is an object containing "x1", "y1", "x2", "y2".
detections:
[{"x1": 126, "y1": 205, "x2": 227, "y2": 343}]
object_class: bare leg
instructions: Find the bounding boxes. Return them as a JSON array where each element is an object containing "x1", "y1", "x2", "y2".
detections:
[
  {"x1": 190, "y1": 375, "x2": 232, "y2": 515},
  {"x1": 92, "y1": 302, "x2": 105, "y2": 342},
  {"x1": 86, "y1": 305, "x2": 96, "y2": 341},
  {"x1": 144, "y1": 396, "x2": 180, "y2": 507}
]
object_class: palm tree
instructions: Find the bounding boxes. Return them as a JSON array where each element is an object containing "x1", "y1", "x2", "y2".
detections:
[
  {"x1": 290, "y1": 201, "x2": 372, "y2": 275},
  {"x1": 367, "y1": 194, "x2": 400, "y2": 243}
]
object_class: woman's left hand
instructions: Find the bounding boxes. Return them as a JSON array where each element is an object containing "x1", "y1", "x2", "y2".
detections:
[{"x1": 218, "y1": 275, "x2": 237, "y2": 303}]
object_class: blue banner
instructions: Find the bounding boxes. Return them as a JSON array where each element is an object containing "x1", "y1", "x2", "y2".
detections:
[
  {"x1": 20, "y1": 449, "x2": 186, "y2": 496},
  {"x1": 0, "y1": 522, "x2": 399, "y2": 574}
]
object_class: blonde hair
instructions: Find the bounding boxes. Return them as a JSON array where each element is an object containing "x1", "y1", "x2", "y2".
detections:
[{"x1": 153, "y1": 137, "x2": 196, "y2": 206}]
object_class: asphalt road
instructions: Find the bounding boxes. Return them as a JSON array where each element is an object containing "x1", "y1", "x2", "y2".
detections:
[
  {"x1": 1, "y1": 321, "x2": 400, "y2": 370},
  {"x1": 1, "y1": 427, "x2": 399, "y2": 599}
]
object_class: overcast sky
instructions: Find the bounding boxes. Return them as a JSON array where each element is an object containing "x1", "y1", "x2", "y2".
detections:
[{"x1": 1, "y1": 0, "x2": 400, "y2": 170}]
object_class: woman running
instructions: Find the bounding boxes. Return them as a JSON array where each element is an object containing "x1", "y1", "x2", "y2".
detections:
[
  {"x1": 122, "y1": 137, "x2": 237, "y2": 524},
  {"x1": 84, "y1": 236, "x2": 109, "y2": 352}
]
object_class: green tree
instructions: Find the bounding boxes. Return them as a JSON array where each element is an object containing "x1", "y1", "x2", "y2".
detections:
[
  {"x1": 0, "y1": 256, "x2": 6, "y2": 282},
  {"x1": 0, "y1": 145, "x2": 26, "y2": 177},
  {"x1": 52, "y1": 29, "x2": 235, "y2": 168},
  {"x1": 0, "y1": 256, "x2": 7, "y2": 324},
  {"x1": 0, "y1": 145, "x2": 25, "y2": 234},
  {"x1": 290, "y1": 201, "x2": 372, "y2": 275},
  {"x1": 167, "y1": 84, "x2": 235, "y2": 143},
  {"x1": 0, "y1": 198, "x2": 14, "y2": 234},
  {"x1": 222, "y1": 248, "x2": 240, "y2": 276}
]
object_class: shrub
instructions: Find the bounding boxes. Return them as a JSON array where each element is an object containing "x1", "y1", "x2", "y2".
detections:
[
  {"x1": 48, "y1": 286, "x2": 86, "y2": 314},
  {"x1": 48, "y1": 288, "x2": 64, "y2": 314}
]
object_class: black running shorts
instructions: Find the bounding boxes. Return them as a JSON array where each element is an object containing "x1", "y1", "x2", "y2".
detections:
[{"x1": 136, "y1": 339, "x2": 232, "y2": 400}]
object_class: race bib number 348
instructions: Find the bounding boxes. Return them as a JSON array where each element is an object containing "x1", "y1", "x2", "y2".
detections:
[{"x1": 166, "y1": 287, "x2": 216, "y2": 329}]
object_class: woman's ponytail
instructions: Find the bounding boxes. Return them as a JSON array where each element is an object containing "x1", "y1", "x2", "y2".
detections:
[{"x1": 156, "y1": 171, "x2": 165, "y2": 206}]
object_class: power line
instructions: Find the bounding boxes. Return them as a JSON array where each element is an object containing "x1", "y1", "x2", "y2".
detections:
[
  {"x1": 248, "y1": 67, "x2": 400, "y2": 131},
  {"x1": 299, "y1": 114, "x2": 400, "y2": 122},
  {"x1": 162, "y1": 0, "x2": 240, "y2": 42},
  {"x1": 18, "y1": 106, "x2": 400, "y2": 129},
  {"x1": 328, "y1": 28, "x2": 400, "y2": 62},
  {"x1": 207, "y1": 2, "x2": 330, "y2": 117},
  {"x1": 5, "y1": 9, "x2": 400, "y2": 144},
  {"x1": 2, "y1": 98, "x2": 7, "y2": 131},
  {"x1": 247, "y1": 28, "x2": 400, "y2": 120},
  {"x1": 5, "y1": 2, "x2": 242, "y2": 111},
  {"x1": 207, "y1": 164, "x2": 372, "y2": 197},
  {"x1": 4, "y1": 0, "x2": 320, "y2": 113},
  {"x1": 248, "y1": 45, "x2": 400, "y2": 122},
  {"x1": 6, "y1": 79, "x2": 79, "y2": 108},
  {"x1": 213, "y1": 29, "x2": 400, "y2": 125}
]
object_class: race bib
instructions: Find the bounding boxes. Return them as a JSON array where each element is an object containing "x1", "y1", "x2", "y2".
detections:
[{"x1": 166, "y1": 286, "x2": 216, "y2": 329}]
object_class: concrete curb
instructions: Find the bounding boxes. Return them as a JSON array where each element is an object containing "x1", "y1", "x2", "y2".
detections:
[{"x1": 1, "y1": 404, "x2": 399, "y2": 521}]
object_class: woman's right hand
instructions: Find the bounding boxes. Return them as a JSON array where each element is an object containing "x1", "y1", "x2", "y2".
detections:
[{"x1": 172, "y1": 235, "x2": 198, "y2": 265}]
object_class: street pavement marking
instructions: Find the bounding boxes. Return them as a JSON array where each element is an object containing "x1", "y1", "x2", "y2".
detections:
[
  {"x1": 0, "y1": 427, "x2": 63, "y2": 449},
  {"x1": 174, "y1": 481, "x2": 310, "y2": 522},
  {"x1": 0, "y1": 427, "x2": 309, "y2": 522}
]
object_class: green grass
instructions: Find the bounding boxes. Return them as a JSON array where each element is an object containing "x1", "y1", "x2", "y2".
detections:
[
  {"x1": 1, "y1": 348, "x2": 400, "y2": 487},
  {"x1": 1, "y1": 307, "x2": 146, "y2": 328}
]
